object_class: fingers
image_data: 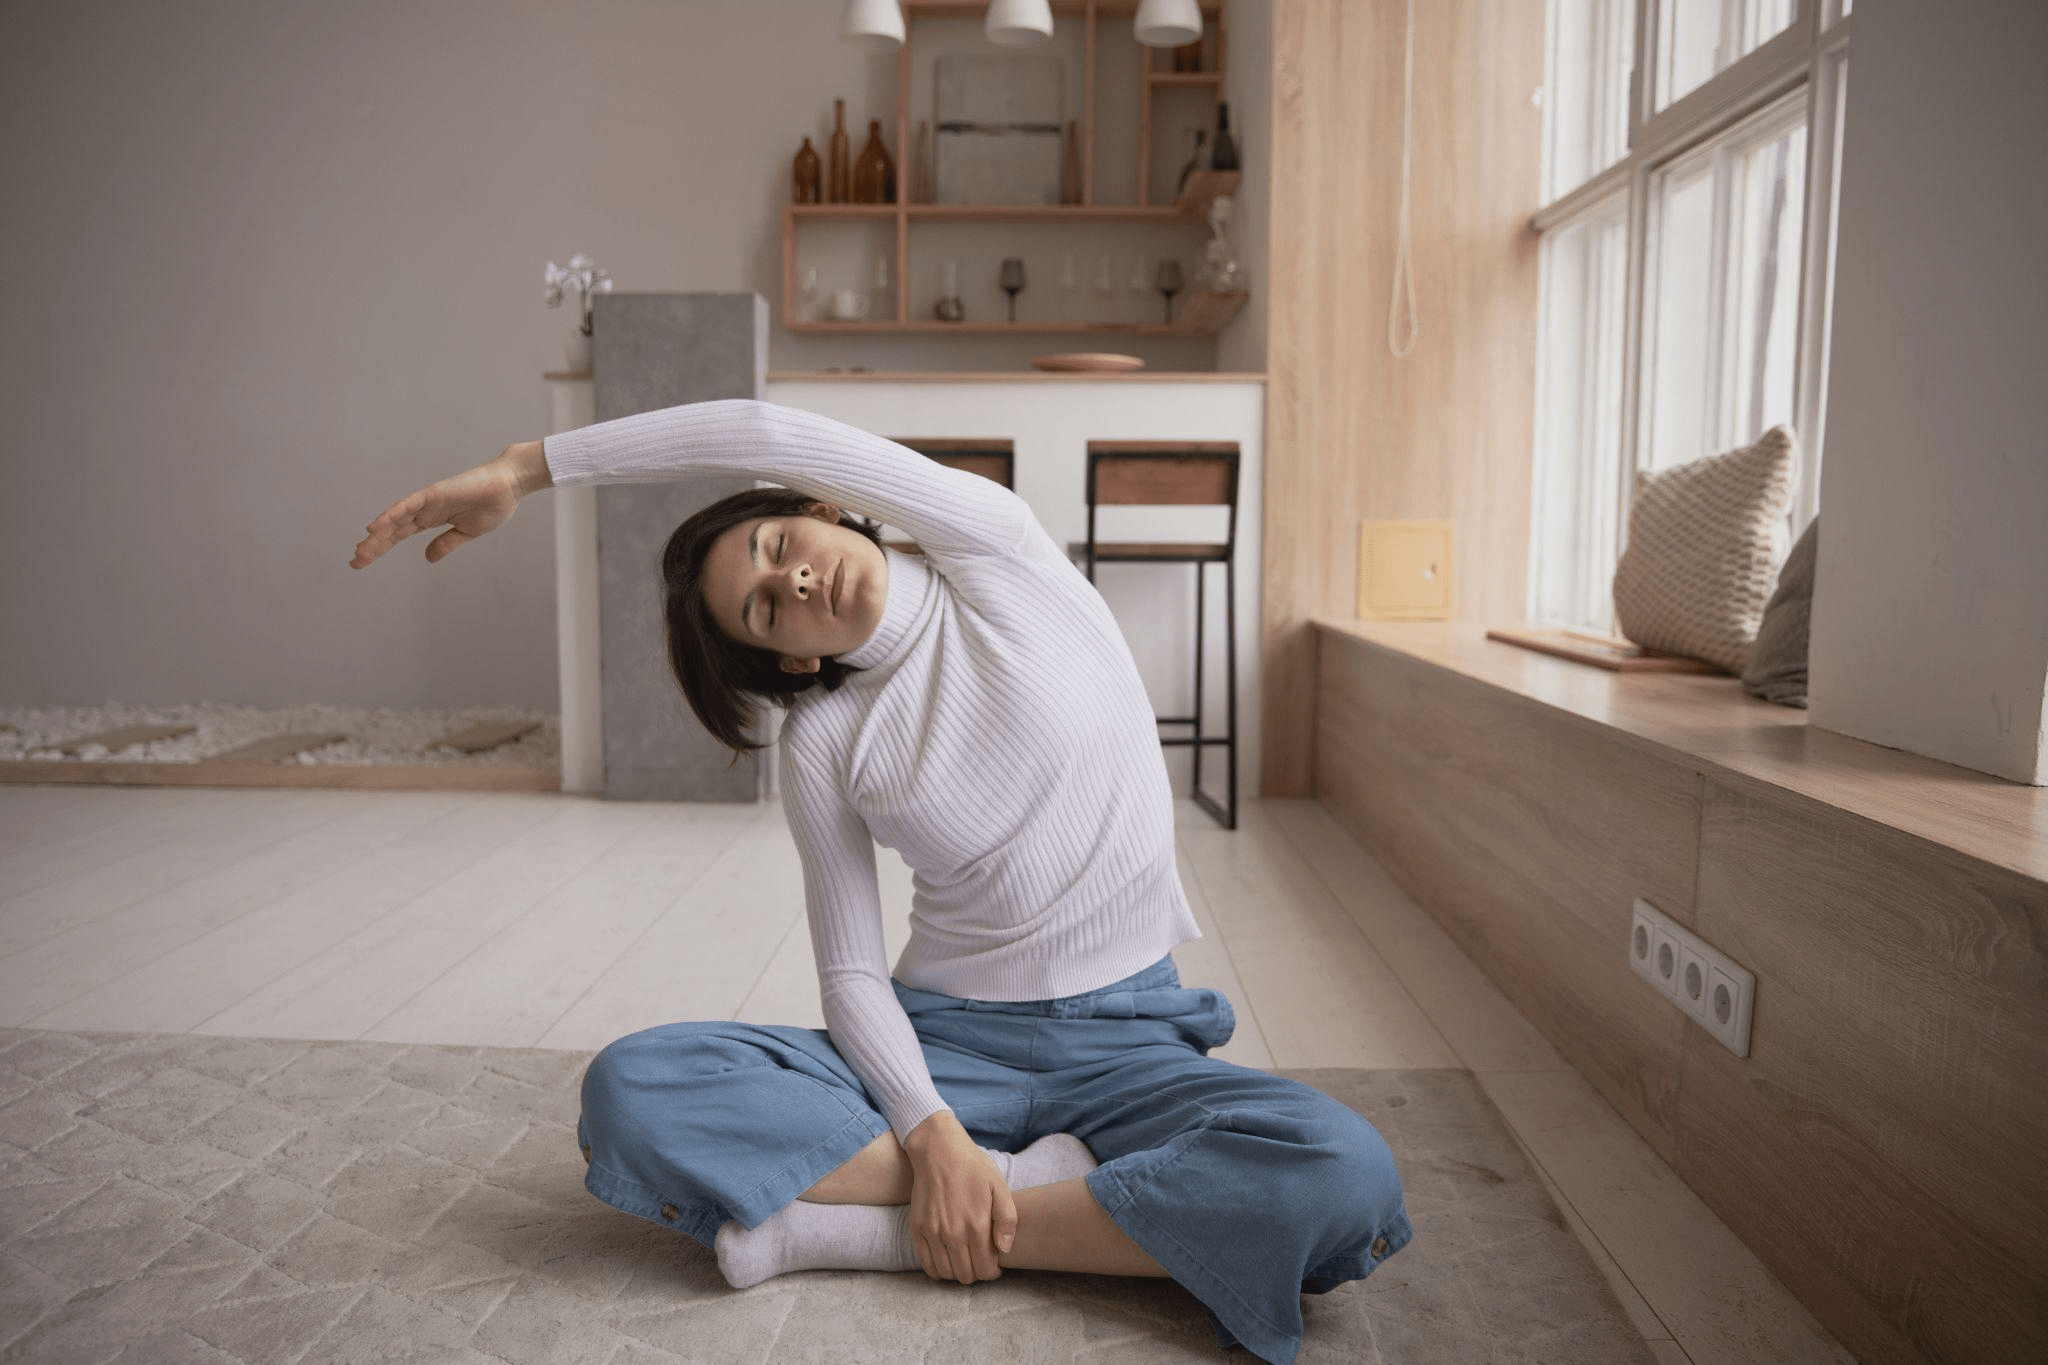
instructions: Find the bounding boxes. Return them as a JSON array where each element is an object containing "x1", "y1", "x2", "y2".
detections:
[
  {"x1": 351, "y1": 489, "x2": 439, "y2": 569},
  {"x1": 991, "y1": 1185, "x2": 1019, "y2": 1257},
  {"x1": 426, "y1": 528, "x2": 471, "y2": 562}
]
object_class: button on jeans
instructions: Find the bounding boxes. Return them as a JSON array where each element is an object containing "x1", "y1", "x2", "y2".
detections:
[{"x1": 577, "y1": 955, "x2": 1412, "y2": 1365}]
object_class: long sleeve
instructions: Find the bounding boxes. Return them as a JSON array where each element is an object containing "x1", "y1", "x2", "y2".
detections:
[
  {"x1": 542, "y1": 398, "x2": 1032, "y2": 564},
  {"x1": 779, "y1": 722, "x2": 949, "y2": 1144}
]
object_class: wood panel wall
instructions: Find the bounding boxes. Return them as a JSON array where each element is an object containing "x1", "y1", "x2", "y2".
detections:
[
  {"x1": 1260, "y1": 0, "x2": 1544, "y2": 795},
  {"x1": 1316, "y1": 631, "x2": 2048, "y2": 1365}
]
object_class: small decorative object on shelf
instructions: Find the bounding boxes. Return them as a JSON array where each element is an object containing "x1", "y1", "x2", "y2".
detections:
[
  {"x1": 829, "y1": 287, "x2": 870, "y2": 322},
  {"x1": 853, "y1": 119, "x2": 896, "y2": 203},
  {"x1": 1060, "y1": 120, "x2": 1082, "y2": 204},
  {"x1": 792, "y1": 137, "x2": 822, "y2": 203},
  {"x1": 1172, "y1": 38, "x2": 1203, "y2": 72},
  {"x1": 1210, "y1": 102, "x2": 1240, "y2": 172},
  {"x1": 828, "y1": 99, "x2": 851, "y2": 203},
  {"x1": 801, "y1": 267, "x2": 823, "y2": 321},
  {"x1": 1154, "y1": 258, "x2": 1183, "y2": 324},
  {"x1": 1177, "y1": 128, "x2": 1207, "y2": 195},
  {"x1": 934, "y1": 259, "x2": 965, "y2": 321},
  {"x1": 874, "y1": 252, "x2": 890, "y2": 308},
  {"x1": 912, "y1": 120, "x2": 931, "y2": 203},
  {"x1": 543, "y1": 254, "x2": 613, "y2": 371},
  {"x1": 1196, "y1": 195, "x2": 1249, "y2": 294},
  {"x1": 999, "y1": 257, "x2": 1027, "y2": 322}
]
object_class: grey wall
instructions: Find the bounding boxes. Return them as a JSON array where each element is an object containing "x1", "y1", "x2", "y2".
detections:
[
  {"x1": 0, "y1": 1, "x2": 1266, "y2": 712},
  {"x1": 1809, "y1": 0, "x2": 2048, "y2": 784}
]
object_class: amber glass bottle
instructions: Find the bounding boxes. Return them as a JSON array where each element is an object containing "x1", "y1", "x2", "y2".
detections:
[
  {"x1": 792, "y1": 137, "x2": 821, "y2": 203},
  {"x1": 828, "y1": 100, "x2": 851, "y2": 203},
  {"x1": 852, "y1": 120, "x2": 896, "y2": 204}
]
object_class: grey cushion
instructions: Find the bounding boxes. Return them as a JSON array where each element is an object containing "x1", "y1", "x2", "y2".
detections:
[{"x1": 1741, "y1": 515, "x2": 1818, "y2": 707}]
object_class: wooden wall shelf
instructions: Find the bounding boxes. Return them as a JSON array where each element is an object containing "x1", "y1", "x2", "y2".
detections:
[
  {"x1": 783, "y1": 0, "x2": 1239, "y2": 337},
  {"x1": 785, "y1": 290, "x2": 1243, "y2": 337}
]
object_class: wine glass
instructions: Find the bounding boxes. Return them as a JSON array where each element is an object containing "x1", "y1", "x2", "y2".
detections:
[
  {"x1": 1155, "y1": 259, "x2": 1184, "y2": 325},
  {"x1": 999, "y1": 257, "x2": 1027, "y2": 323}
]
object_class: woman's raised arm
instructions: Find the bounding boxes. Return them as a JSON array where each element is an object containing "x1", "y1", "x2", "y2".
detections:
[
  {"x1": 543, "y1": 399, "x2": 1032, "y2": 563},
  {"x1": 349, "y1": 441, "x2": 552, "y2": 569}
]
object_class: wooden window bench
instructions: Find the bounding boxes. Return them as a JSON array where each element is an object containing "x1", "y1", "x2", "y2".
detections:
[{"x1": 1310, "y1": 617, "x2": 2048, "y2": 1365}]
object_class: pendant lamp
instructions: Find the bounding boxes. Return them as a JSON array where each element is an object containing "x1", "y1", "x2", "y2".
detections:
[
  {"x1": 1134, "y1": 0, "x2": 1203, "y2": 48},
  {"x1": 985, "y1": 0, "x2": 1055, "y2": 48},
  {"x1": 841, "y1": 0, "x2": 906, "y2": 53}
]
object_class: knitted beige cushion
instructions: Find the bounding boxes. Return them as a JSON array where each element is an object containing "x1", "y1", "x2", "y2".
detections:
[{"x1": 1612, "y1": 425, "x2": 1799, "y2": 673}]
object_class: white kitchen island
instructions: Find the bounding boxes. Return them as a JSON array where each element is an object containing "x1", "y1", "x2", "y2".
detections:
[{"x1": 550, "y1": 370, "x2": 1265, "y2": 803}]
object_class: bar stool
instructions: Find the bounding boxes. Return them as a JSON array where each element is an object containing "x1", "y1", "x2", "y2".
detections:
[
  {"x1": 1076, "y1": 440, "x2": 1240, "y2": 829},
  {"x1": 881, "y1": 438, "x2": 1016, "y2": 553}
]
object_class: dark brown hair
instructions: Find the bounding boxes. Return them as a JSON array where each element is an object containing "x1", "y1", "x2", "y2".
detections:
[{"x1": 660, "y1": 487, "x2": 883, "y2": 754}]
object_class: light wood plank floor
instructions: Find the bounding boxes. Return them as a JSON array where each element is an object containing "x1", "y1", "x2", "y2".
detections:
[{"x1": 0, "y1": 785, "x2": 1855, "y2": 1365}]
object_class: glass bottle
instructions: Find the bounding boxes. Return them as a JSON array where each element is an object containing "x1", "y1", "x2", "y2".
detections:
[
  {"x1": 1210, "y1": 102, "x2": 1240, "y2": 172},
  {"x1": 828, "y1": 99, "x2": 851, "y2": 203},
  {"x1": 1177, "y1": 128, "x2": 1208, "y2": 196},
  {"x1": 792, "y1": 137, "x2": 821, "y2": 203},
  {"x1": 853, "y1": 120, "x2": 896, "y2": 204}
]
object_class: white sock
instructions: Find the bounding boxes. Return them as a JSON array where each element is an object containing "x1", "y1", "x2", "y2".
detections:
[
  {"x1": 987, "y1": 1131, "x2": 1098, "y2": 1189},
  {"x1": 716, "y1": 1199, "x2": 916, "y2": 1288},
  {"x1": 711, "y1": 1132, "x2": 1098, "y2": 1288}
]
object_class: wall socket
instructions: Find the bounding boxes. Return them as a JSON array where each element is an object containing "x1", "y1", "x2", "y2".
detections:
[{"x1": 1629, "y1": 899, "x2": 1755, "y2": 1057}]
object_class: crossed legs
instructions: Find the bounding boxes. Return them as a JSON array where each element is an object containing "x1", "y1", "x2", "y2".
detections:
[{"x1": 798, "y1": 1130, "x2": 1168, "y2": 1278}]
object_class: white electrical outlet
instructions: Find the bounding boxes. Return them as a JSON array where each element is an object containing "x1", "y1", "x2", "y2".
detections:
[
  {"x1": 1629, "y1": 899, "x2": 1755, "y2": 1057},
  {"x1": 1628, "y1": 904, "x2": 1656, "y2": 981},
  {"x1": 1706, "y1": 962, "x2": 1755, "y2": 1058},
  {"x1": 1676, "y1": 943, "x2": 1713, "y2": 1025}
]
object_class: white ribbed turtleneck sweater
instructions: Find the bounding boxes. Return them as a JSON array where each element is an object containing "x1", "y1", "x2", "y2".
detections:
[{"x1": 544, "y1": 399, "x2": 1201, "y2": 1141}]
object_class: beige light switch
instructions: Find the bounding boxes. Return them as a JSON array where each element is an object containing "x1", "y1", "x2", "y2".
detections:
[{"x1": 1359, "y1": 520, "x2": 1453, "y2": 620}]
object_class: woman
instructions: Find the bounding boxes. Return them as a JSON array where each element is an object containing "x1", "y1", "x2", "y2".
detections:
[{"x1": 350, "y1": 399, "x2": 1410, "y2": 1363}]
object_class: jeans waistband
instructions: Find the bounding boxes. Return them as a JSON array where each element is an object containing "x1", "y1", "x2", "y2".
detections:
[{"x1": 891, "y1": 954, "x2": 1182, "y2": 1019}]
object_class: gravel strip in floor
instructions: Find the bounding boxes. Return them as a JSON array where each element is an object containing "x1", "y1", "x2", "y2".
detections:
[{"x1": 0, "y1": 700, "x2": 558, "y2": 769}]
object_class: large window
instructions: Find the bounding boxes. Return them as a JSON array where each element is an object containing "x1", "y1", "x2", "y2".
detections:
[{"x1": 1529, "y1": 0, "x2": 1851, "y2": 631}]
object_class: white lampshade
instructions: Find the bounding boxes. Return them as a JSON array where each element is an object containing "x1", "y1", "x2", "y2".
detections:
[
  {"x1": 841, "y1": 0, "x2": 905, "y2": 53},
  {"x1": 985, "y1": 0, "x2": 1054, "y2": 48},
  {"x1": 1134, "y1": 0, "x2": 1203, "y2": 48}
]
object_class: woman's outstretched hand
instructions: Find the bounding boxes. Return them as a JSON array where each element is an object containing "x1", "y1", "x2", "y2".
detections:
[
  {"x1": 904, "y1": 1110, "x2": 1017, "y2": 1285},
  {"x1": 349, "y1": 440, "x2": 551, "y2": 570}
]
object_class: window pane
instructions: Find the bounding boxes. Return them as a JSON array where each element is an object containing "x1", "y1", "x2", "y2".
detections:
[
  {"x1": 1729, "y1": 122, "x2": 1807, "y2": 446},
  {"x1": 1530, "y1": 199, "x2": 1629, "y2": 630},
  {"x1": 1657, "y1": 0, "x2": 1798, "y2": 110},
  {"x1": 1544, "y1": 0, "x2": 1634, "y2": 201},
  {"x1": 1645, "y1": 101, "x2": 1809, "y2": 476},
  {"x1": 1646, "y1": 158, "x2": 1717, "y2": 471}
]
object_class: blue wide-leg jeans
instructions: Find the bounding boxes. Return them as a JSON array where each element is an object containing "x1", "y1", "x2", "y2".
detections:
[{"x1": 576, "y1": 955, "x2": 1412, "y2": 1364}]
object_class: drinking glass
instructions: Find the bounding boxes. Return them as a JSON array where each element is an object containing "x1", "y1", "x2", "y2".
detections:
[
  {"x1": 999, "y1": 257, "x2": 1027, "y2": 323},
  {"x1": 1155, "y1": 259, "x2": 1184, "y2": 324}
]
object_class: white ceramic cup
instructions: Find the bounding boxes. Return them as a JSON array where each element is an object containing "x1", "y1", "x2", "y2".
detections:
[{"x1": 830, "y1": 290, "x2": 870, "y2": 321}]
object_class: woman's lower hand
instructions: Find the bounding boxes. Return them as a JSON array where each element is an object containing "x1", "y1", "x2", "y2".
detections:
[
  {"x1": 350, "y1": 441, "x2": 546, "y2": 570},
  {"x1": 903, "y1": 1111, "x2": 1017, "y2": 1284}
]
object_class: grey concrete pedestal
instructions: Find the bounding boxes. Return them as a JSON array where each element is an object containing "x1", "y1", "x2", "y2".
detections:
[{"x1": 590, "y1": 292, "x2": 769, "y2": 802}]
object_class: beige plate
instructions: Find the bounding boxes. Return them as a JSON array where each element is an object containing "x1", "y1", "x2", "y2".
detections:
[{"x1": 1030, "y1": 352, "x2": 1147, "y2": 373}]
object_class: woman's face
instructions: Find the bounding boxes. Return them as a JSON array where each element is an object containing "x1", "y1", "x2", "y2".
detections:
[{"x1": 703, "y1": 503, "x2": 890, "y2": 672}]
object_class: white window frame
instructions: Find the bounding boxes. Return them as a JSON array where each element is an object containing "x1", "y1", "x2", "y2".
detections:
[{"x1": 1528, "y1": 0, "x2": 1853, "y2": 626}]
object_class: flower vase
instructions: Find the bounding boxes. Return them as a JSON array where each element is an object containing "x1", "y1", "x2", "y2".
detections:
[{"x1": 562, "y1": 327, "x2": 592, "y2": 373}]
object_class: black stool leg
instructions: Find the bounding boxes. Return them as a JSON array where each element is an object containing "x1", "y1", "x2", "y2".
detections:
[
  {"x1": 1192, "y1": 559, "x2": 1205, "y2": 804},
  {"x1": 1224, "y1": 550, "x2": 1238, "y2": 829}
]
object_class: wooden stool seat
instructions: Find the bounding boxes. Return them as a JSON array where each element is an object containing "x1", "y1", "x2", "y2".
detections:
[{"x1": 1081, "y1": 440, "x2": 1241, "y2": 829}]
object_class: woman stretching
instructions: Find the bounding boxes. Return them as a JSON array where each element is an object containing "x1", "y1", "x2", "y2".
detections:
[{"x1": 350, "y1": 399, "x2": 1411, "y2": 1363}]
